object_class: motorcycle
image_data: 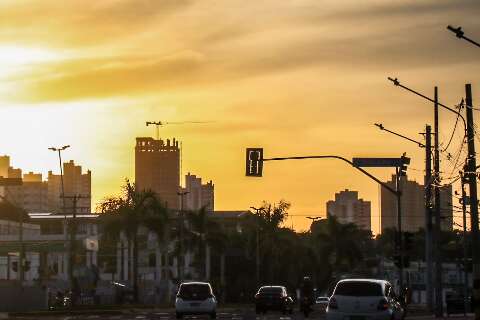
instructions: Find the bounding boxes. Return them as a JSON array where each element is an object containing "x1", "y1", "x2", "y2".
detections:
[{"x1": 300, "y1": 295, "x2": 313, "y2": 317}]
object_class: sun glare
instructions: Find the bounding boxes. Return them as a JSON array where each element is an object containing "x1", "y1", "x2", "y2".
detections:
[{"x1": 0, "y1": 45, "x2": 62, "y2": 77}]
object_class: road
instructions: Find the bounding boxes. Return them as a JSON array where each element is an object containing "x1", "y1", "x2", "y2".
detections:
[
  {"x1": 9, "y1": 308, "x2": 327, "y2": 320},
  {"x1": 9, "y1": 309, "x2": 475, "y2": 320}
]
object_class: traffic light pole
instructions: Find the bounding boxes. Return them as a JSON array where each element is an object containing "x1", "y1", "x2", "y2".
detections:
[
  {"x1": 262, "y1": 155, "x2": 398, "y2": 195},
  {"x1": 247, "y1": 152, "x2": 408, "y2": 291}
]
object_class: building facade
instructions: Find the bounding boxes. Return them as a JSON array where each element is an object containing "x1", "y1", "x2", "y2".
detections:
[
  {"x1": 48, "y1": 160, "x2": 91, "y2": 214},
  {"x1": 326, "y1": 189, "x2": 371, "y2": 231},
  {"x1": 182, "y1": 173, "x2": 214, "y2": 211},
  {"x1": 380, "y1": 175, "x2": 453, "y2": 233},
  {"x1": 135, "y1": 137, "x2": 180, "y2": 210}
]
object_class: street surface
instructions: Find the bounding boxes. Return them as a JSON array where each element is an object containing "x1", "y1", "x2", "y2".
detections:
[
  {"x1": 7, "y1": 309, "x2": 476, "y2": 320},
  {"x1": 9, "y1": 309, "x2": 327, "y2": 320}
]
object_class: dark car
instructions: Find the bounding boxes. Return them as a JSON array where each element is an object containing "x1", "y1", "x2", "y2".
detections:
[{"x1": 255, "y1": 286, "x2": 294, "y2": 314}]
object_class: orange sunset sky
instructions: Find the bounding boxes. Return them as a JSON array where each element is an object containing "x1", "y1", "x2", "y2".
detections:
[{"x1": 1, "y1": 0, "x2": 480, "y2": 233}]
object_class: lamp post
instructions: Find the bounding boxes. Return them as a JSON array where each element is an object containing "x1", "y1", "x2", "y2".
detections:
[
  {"x1": 48, "y1": 145, "x2": 70, "y2": 215},
  {"x1": 250, "y1": 206, "x2": 265, "y2": 286},
  {"x1": 48, "y1": 145, "x2": 70, "y2": 283}
]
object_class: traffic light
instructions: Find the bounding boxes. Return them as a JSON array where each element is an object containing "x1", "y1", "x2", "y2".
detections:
[
  {"x1": 404, "y1": 232, "x2": 414, "y2": 251},
  {"x1": 12, "y1": 261, "x2": 18, "y2": 272},
  {"x1": 246, "y1": 148, "x2": 263, "y2": 177},
  {"x1": 399, "y1": 154, "x2": 410, "y2": 176}
]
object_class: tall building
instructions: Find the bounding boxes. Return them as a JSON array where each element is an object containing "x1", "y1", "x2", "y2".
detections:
[
  {"x1": 182, "y1": 173, "x2": 214, "y2": 211},
  {"x1": 380, "y1": 175, "x2": 452, "y2": 233},
  {"x1": 22, "y1": 172, "x2": 48, "y2": 213},
  {"x1": 48, "y1": 160, "x2": 91, "y2": 214},
  {"x1": 0, "y1": 156, "x2": 23, "y2": 206},
  {"x1": 135, "y1": 137, "x2": 180, "y2": 210},
  {"x1": 0, "y1": 156, "x2": 91, "y2": 213},
  {"x1": 326, "y1": 189, "x2": 371, "y2": 231}
]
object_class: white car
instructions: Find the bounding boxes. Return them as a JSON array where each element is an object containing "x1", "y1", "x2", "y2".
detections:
[
  {"x1": 175, "y1": 282, "x2": 217, "y2": 319},
  {"x1": 315, "y1": 296, "x2": 330, "y2": 311},
  {"x1": 326, "y1": 279, "x2": 405, "y2": 320}
]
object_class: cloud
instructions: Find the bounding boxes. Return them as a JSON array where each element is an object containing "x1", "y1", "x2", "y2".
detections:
[{"x1": 0, "y1": 0, "x2": 193, "y2": 47}]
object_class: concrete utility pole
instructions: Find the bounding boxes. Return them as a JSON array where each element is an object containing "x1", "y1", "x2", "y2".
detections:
[
  {"x1": 62, "y1": 193, "x2": 89, "y2": 305},
  {"x1": 177, "y1": 191, "x2": 189, "y2": 283},
  {"x1": 460, "y1": 172, "x2": 469, "y2": 316},
  {"x1": 465, "y1": 84, "x2": 480, "y2": 320},
  {"x1": 395, "y1": 167, "x2": 404, "y2": 290},
  {"x1": 433, "y1": 86, "x2": 443, "y2": 318},
  {"x1": 425, "y1": 125, "x2": 434, "y2": 312}
]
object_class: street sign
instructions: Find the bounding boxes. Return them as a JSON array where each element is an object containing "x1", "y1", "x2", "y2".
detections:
[
  {"x1": 246, "y1": 148, "x2": 263, "y2": 177},
  {"x1": 0, "y1": 178, "x2": 22, "y2": 186},
  {"x1": 352, "y1": 157, "x2": 404, "y2": 168},
  {"x1": 85, "y1": 238, "x2": 99, "y2": 251}
]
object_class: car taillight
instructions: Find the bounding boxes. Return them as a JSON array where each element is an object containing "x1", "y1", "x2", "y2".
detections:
[
  {"x1": 377, "y1": 298, "x2": 389, "y2": 310},
  {"x1": 328, "y1": 297, "x2": 338, "y2": 309}
]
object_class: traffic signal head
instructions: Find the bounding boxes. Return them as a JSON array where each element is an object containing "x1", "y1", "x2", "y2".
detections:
[
  {"x1": 246, "y1": 148, "x2": 264, "y2": 177},
  {"x1": 399, "y1": 154, "x2": 410, "y2": 176}
]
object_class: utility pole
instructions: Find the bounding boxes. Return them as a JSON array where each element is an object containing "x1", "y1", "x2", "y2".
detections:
[
  {"x1": 177, "y1": 191, "x2": 189, "y2": 283},
  {"x1": 425, "y1": 125, "x2": 434, "y2": 312},
  {"x1": 395, "y1": 167, "x2": 404, "y2": 290},
  {"x1": 62, "y1": 194, "x2": 89, "y2": 305},
  {"x1": 460, "y1": 171, "x2": 469, "y2": 316},
  {"x1": 465, "y1": 84, "x2": 480, "y2": 320},
  {"x1": 433, "y1": 86, "x2": 443, "y2": 318}
]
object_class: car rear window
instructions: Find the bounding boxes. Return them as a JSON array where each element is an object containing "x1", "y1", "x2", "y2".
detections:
[
  {"x1": 259, "y1": 287, "x2": 283, "y2": 295},
  {"x1": 334, "y1": 281, "x2": 383, "y2": 296},
  {"x1": 178, "y1": 284, "x2": 211, "y2": 299}
]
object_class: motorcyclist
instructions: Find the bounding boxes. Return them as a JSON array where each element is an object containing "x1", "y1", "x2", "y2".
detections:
[{"x1": 299, "y1": 276, "x2": 315, "y2": 316}]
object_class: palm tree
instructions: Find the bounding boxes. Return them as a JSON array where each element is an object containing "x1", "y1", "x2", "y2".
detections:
[
  {"x1": 97, "y1": 179, "x2": 168, "y2": 303},
  {"x1": 312, "y1": 215, "x2": 364, "y2": 286},
  {"x1": 184, "y1": 207, "x2": 227, "y2": 280}
]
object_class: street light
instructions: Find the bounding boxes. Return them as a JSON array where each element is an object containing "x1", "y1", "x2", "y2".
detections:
[
  {"x1": 48, "y1": 145, "x2": 71, "y2": 288},
  {"x1": 447, "y1": 25, "x2": 480, "y2": 48},
  {"x1": 250, "y1": 206, "x2": 265, "y2": 286},
  {"x1": 48, "y1": 145, "x2": 70, "y2": 214}
]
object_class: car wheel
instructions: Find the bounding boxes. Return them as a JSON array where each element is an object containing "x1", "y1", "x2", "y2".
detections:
[
  {"x1": 210, "y1": 312, "x2": 217, "y2": 319},
  {"x1": 176, "y1": 312, "x2": 183, "y2": 319}
]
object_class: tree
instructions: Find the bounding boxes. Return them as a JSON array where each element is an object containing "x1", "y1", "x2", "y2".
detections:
[
  {"x1": 253, "y1": 200, "x2": 291, "y2": 283},
  {"x1": 97, "y1": 179, "x2": 168, "y2": 303},
  {"x1": 312, "y1": 215, "x2": 366, "y2": 290}
]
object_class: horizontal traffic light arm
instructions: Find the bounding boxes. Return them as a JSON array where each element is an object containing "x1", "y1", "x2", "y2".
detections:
[{"x1": 263, "y1": 155, "x2": 399, "y2": 196}]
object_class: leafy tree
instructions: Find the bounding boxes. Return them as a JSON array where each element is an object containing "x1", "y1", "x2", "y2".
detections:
[{"x1": 97, "y1": 179, "x2": 168, "y2": 302}]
